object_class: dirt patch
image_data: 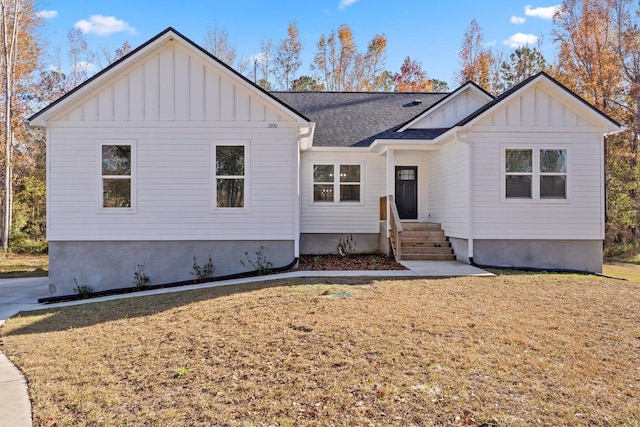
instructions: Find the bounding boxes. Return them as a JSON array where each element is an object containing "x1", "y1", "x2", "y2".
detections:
[{"x1": 298, "y1": 254, "x2": 406, "y2": 270}]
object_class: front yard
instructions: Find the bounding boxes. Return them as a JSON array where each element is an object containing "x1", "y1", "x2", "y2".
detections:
[{"x1": 1, "y1": 267, "x2": 639, "y2": 426}]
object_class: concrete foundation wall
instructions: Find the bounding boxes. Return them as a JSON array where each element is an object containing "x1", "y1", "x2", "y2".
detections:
[
  {"x1": 470, "y1": 239, "x2": 603, "y2": 273},
  {"x1": 449, "y1": 238, "x2": 470, "y2": 264},
  {"x1": 300, "y1": 233, "x2": 381, "y2": 255},
  {"x1": 48, "y1": 240, "x2": 295, "y2": 296}
]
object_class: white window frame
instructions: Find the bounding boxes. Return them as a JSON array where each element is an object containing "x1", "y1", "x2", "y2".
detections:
[
  {"x1": 97, "y1": 140, "x2": 136, "y2": 213},
  {"x1": 210, "y1": 140, "x2": 250, "y2": 213},
  {"x1": 501, "y1": 145, "x2": 570, "y2": 203},
  {"x1": 311, "y1": 162, "x2": 364, "y2": 205}
]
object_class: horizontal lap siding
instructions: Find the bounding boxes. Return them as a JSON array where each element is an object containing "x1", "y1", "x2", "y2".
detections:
[
  {"x1": 300, "y1": 152, "x2": 385, "y2": 233},
  {"x1": 48, "y1": 125, "x2": 298, "y2": 241},
  {"x1": 471, "y1": 131, "x2": 603, "y2": 240},
  {"x1": 427, "y1": 140, "x2": 468, "y2": 237}
]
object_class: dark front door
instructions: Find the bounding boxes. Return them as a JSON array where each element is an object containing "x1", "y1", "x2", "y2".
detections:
[{"x1": 395, "y1": 166, "x2": 418, "y2": 220}]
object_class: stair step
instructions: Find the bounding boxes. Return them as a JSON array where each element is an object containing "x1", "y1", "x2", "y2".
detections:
[
  {"x1": 401, "y1": 241, "x2": 451, "y2": 248},
  {"x1": 401, "y1": 230, "x2": 446, "y2": 237},
  {"x1": 401, "y1": 235, "x2": 448, "y2": 242},
  {"x1": 402, "y1": 247, "x2": 455, "y2": 255},
  {"x1": 402, "y1": 254, "x2": 457, "y2": 261},
  {"x1": 400, "y1": 222, "x2": 442, "y2": 231}
]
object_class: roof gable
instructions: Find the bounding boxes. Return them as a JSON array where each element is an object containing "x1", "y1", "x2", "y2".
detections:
[
  {"x1": 399, "y1": 82, "x2": 493, "y2": 131},
  {"x1": 456, "y1": 72, "x2": 620, "y2": 132},
  {"x1": 29, "y1": 28, "x2": 309, "y2": 126}
]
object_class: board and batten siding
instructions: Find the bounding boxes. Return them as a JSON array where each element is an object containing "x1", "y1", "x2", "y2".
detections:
[
  {"x1": 470, "y1": 83, "x2": 604, "y2": 240},
  {"x1": 60, "y1": 41, "x2": 293, "y2": 124},
  {"x1": 46, "y1": 37, "x2": 303, "y2": 242},
  {"x1": 300, "y1": 151, "x2": 385, "y2": 234},
  {"x1": 426, "y1": 140, "x2": 469, "y2": 237},
  {"x1": 411, "y1": 88, "x2": 488, "y2": 129}
]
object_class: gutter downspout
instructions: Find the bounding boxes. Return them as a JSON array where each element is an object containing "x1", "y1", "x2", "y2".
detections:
[
  {"x1": 455, "y1": 128, "x2": 474, "y2": 262},
  {"x1": 296, "y1": 123, "x2": 316, "y2": 259}
]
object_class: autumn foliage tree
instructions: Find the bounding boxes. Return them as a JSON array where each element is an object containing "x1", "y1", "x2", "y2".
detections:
[
  {"x1": 394, "y1": 56, "x2": 433, "y2": 92},
  {"x1": 455, "y1": 19, "x2": 493, "y2": 90},
  {"x1": 274, "y1": 21, "x2": 302, "y2": 90}
]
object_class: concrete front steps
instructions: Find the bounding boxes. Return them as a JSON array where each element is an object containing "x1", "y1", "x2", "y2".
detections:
[{"x1": 399, "y1": 222, "x2": 456, "y2": 261}]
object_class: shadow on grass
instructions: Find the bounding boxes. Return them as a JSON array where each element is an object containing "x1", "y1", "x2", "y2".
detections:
[
  {"x1": 0, "y1": 268, "x2": 48, "y2": 279},
  {"x1": 2, "y1": 276, "x2": 407, "y2": 337}
]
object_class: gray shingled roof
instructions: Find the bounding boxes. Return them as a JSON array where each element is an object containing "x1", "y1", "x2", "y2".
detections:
[{"x1": 272, "y1": 92, "x2": 448, "y2": 147}]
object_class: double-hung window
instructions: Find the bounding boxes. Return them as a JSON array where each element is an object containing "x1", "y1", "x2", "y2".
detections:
[
  {"x1": 214, "y1": 143, "x2": 247, "y2": 209},
  {"x1": 101, "y1": 144, "x2": 133, "y2": 209},
  {"x1": 504, "y1": 147, "x2": 567, "y2": 200},
  {"x1": 312, "y1": 163, "x2": 361, "y2": 203}
]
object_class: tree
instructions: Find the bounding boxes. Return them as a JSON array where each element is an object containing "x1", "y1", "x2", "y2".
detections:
[
  {"x1": 363, "y1": 33, "x2": 387, "y2": 91},
  {"x1": 292, "y1": 75, "x2": 325, "y2": 91},
  {"x1": 0, "y1": 0, "x2": 40, "y2": 252},
  {"x1": 494, "y1": 44, "x2": 548, "y2": 93},
  {"x1": 429, "y1": 78, "x2": 449, "y2": 92},
  {"x1": 455, "y1": 19, "x2": 493, "y2": 90},
  {"x1": 66, "y1": 28, "x2": 94, "y2": 88},
  {"x1": 274, "y1": 21, "x2": 302, "y2": 90},
  {"x1": 394, "y1": 56, "x2": 433, "y2": 92},
  {"x1": 204, "y1": 21, "x2": 236, "y2": 66},
  {"x1": 255, "y1": 38, "x2": 274, "y2": 89}
]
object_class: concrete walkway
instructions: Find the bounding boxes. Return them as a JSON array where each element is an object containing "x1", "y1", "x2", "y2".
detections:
[{"x1": 0, "y1": 262, "x2": 492, "y2": 425}]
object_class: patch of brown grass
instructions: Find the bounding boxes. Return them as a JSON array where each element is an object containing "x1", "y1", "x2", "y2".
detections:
[
  {"x1": 1, "y1": 273, "x2": 639, "y2": 426},
  {"x1": 0, "y1": 253, "x2": 48, "y2": 278}
]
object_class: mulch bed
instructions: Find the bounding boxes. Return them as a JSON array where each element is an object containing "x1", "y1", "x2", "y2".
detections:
[{"x1": 298, "y1": 253, "x2": 407, "y2": 270}]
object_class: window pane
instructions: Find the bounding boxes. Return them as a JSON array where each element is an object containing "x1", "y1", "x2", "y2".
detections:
[
  {"x1": 540, "y1": 149, "x2": 567, "y2": 173},
  {"x1": 103, "y1": 178, "x2": 131, "y2": 207},
  {"x1": 340, "y1": 184, "x2": 360, "y2": 202},
  {"x1": 102, "y1": 145, "x2": 131, "y2": 175},
  {"x1": 340, "y1": 165, "x2": 360, "y2": 182},
  {"x1": 397, "y1": 169, "x2": 415, "y2": 181},
  {"x1": 505, "y1": 149, "x2": 532, "y2": 173},
  {"x1": 216, "y1": 146, "x2": 244, "y2": 176},
  {"x1": 506, "y1": 175, "x2": 532, "y2": 198},
  {"x1": 313, "y1": 165, "x2": 334, "y2": 183},
  {"x1": 313, "y1": 184, "x2": 334, "y2": 202},
  {"x1": 217, "y1": 178, "x2": 244, "y2": 207},
  {"x1": 540, "y1": 175, "x2": 566, "y2": 198}
]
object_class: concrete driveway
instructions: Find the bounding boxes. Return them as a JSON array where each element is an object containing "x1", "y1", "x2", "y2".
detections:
[{"x1": 0, "y1": 277, "x2": 49, "y2": 323}]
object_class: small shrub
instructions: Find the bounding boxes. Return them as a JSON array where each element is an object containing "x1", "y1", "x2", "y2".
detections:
[
  {"x1": 241, "y1": 246, "x2": 273, "y2": 275},
  {"x1": 313, "y1": 255, "x2": 323, "y2": 263},
  {"x1": 191, "y1": 255, "x2": 215, "y2": 281},
  {"x1": 133, "y1": 264, "x2": 150, "y2": 289},
  {"x1": 370, "y1": 256, "x2": 380, "y2": 265},
  {"x1": 72, "y1": 278, "x2": 92, "y2": 298},
  {"x1": 337, "y1": 234, "x2": 356, "y2": 257}
]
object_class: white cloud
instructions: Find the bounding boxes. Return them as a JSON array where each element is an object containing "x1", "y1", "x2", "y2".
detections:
[
  {"x1": 510, "y1": 15, "x2": 526, "y2": 24},
  {"x1": 338, "y1": 0, "x2": 358, "y2": 10},
  {"x1": 524, "y1": 4, "x2": 560, "y2": 20},
  {"x1": 503, "y1": 33, "x2": 540, "y2": 48},
  {"x1": 36, "y1": 10, "x2": 58, "y2": 19},
  {"x1": 74, "y1": 15, "x2": 136, "y2": 36},
  {"x1": 47, "y1": 65, "x2": 60, "y2": 72},
  {"x1": 72, "y1": 61, "x2": 97, "y2": 74}
]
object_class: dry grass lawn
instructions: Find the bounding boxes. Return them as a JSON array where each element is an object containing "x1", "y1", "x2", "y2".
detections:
[
  {"x1": 0, "y1": 253, "x2": 47, "y2": 278},
  {"x1": 1, "y1": 268, "x2": 639, "y2": 426}
]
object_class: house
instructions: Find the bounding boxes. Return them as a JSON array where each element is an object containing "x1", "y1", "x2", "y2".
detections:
[{"x1": 29, "y1": 28, "x2": 620, "y2": 296}]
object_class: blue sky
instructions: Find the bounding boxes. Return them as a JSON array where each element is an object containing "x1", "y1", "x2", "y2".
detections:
[{"x1": 35, "y1": 0, "x2": 561, "y2": 88}]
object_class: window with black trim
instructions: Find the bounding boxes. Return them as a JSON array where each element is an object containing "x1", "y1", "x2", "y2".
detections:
[{"x1": 313, "y1": 163, "x2": 361, "y2": 203}]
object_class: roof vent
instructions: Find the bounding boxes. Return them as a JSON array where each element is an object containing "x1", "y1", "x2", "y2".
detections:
[{"x1": 413, "y1": 99, "x2": 422, "y2": 104}]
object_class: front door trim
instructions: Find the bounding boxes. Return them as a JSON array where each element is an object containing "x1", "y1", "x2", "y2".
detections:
[{"x1": 394, "y1": 166, "x2": 418, "y2": 220}]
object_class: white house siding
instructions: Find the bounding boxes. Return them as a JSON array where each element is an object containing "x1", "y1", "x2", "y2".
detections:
[
  {"x1": 411, "y1": 88, "x2": 487, "y2": 129},
  {"x1": 300, "y1": 151, "x2": 385, "y2": 234},
  {"x1": 470, "y1": 83, "x2": 604, "y2": 240},
  {"x1": 47, "y1": 125, "x2": 299, "y2": 241},
  {"x1": 393, "y1": 151, "x2": 430, "y2": 222},
  {"x1": 427, "y1": 140, "x2": 469, "y2": 237},
  {"x1": 46, "y1": 38, "x2": 301, "y2": 242}
]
